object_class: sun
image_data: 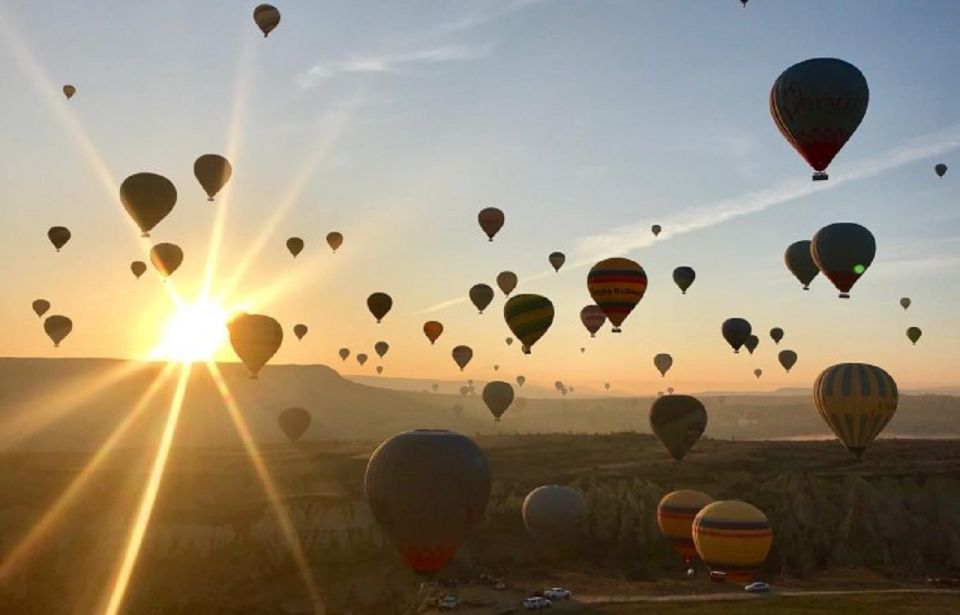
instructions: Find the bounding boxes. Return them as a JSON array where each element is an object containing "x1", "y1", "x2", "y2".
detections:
[{"x1": 155, "y1": 300, "x2": 230, "y2": 363}]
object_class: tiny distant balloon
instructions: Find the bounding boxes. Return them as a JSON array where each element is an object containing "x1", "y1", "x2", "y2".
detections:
[
  {"x1": 32, "y1": 299, "x2": 51, "y2": 318},
  {"x1": 469, "y1": 283, "x2": 495, "y2": 314},
  {"x1": 119, "y1": 172, "x2": 177, "y2": 237},
  {"x1": 579, "y1": 305, "x2": 606, "y2": 338},
  {"x1": 721, "y1": 318, "x2": 752, "y2": 353},
  {"x1": 278, "y1": 407, "x2": 311, "y2": 442},
  {"x1": 44, "y1": 315, "x2": 72, "y2": 347},
  {"x1": 769, "y1": 327, "x2": 784, "y2": 345},
  {"x1": 149, "y1": 243, "x2": 183, "y2": 279},
  {"x1": 516, "y1": 375, "x2": 526, "y2": 387},
  {"x1": 784, "y1": 240, "x2": 819, "y2": 290},
  {"x1": 493, "y1": 364, "x2": 500, "y2": 371},
  {"x1": 62, "y1": 84, "x2": 76, "y2": 99},
  {"x1": 477, "y1": 207, "x2": 505, "y2": 241},
  {"x1": 375, "y1": 341, "x2": 390, "y2": 358},
  {"x1": 754, "y1": 368, "x2": 762, "y2": 379},
  {"x1": 326, "y1": 231, "x2": 343, "y2": 253},
  {"x1": 899, "y1": 297, "x2": 911, "y2": 310},
  {"x1": 357, "y1": 353, "x2": 368, "y2": 366},
  {"x1": 293, "y1": 324, "x2": 308, "y2": 340},
  {"x1": 604, "y1": 382, "x2": 610, "y2": 391},
  {"x1": 548, "y1": 252, "x2": 566, "y2": 272},
  {"x1": 810, "y1": 222, "x2": 876, "y2": 298},
  {"x1": 367, "y1": 292, "x2": 393, "y2": 323},
  {"x1": 338, "y1": 348, "x2": 350, "y2": 361},
  {"x1": 906, "y1": 326, "x2": 922, "y2": 345},
  {"x1": 672, "y1": 266, "x2": 696, "y2": 294},
  {"x1": 376, "y1": 365, "x2": 384, "y2": 375},
  {"x1": 432, "y1": 383, "x2": 439, "y2": 392},
  {"x1": 505, "y1": 337, "x2": 513, "y2": 346},
  {"x1": 423, "y1": 321, "x2": 444, "y2": 345},
  {"x1": 459, "y1": 385, "x2": 469, "y2": 397},
  {"x1": 227, "y1": 314, "x2": 283, "y2": 378},
  {"x1": 654, "y1": 353, "x2": 673, "y2": 377},
  {"x1": 47, "y1": 226, "x2": 70, "y2": 252},
  {"x1": 651, "y1": 224, "x2": 662, "y2": 237},
  {"x1": 744, "y1": 335, "x2": 759, "y2": 355},
  {"x1": 130, "y1": 261, "x2": 147, "y2": 279},
  {"x1": 503, "y1": 294, "x2": 555, "y2": 354},
  {"x1": 778, "y1": 349, "x2": 798, "y2": 372},
  {"x1": 452, "y1": 345, "x2": 473, "y2": 371},
  {"x1": 253, "y1": 4, "x2": 281, "y2": 37},
  {"x1": 193, "y1": 154, "x2": 232, "y2": 201},
  {"x1": 496, "y1": 271, "x2": 518, "y2": 296},
  {"x1": 935, "y1": 163, "x2": 948, "y2": 178},
  {"x1": 286, "y1": 237, "x2": 304, "y2": 258}
]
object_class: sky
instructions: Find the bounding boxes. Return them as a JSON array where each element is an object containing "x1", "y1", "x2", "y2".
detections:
[{"x1": 1, "y1": 0, "x2": 959, "y2": 394}]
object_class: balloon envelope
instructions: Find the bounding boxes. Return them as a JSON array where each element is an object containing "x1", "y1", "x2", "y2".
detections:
[
  {"x1": 657, "y1": 490, "x2": 714, "y2": 566},
  {"x1": 810, "y1": 223, "x2": 876, "y2": 298},
  {"x1": 278, "y1": 407, "x2": 311, "y2": 442},
  {"x1": 253, "y1": 4, "x2": 281, "y2": 36},
  {"x1": 770, "y1": 58, "x2": 869, "y2": 180},
  {"x1": 47, "y1": 226, "x2": 70, "y2": 251},
  {"x1": 149, "y1": 243, "x2": 183, "y2": 278},
  {"x1": 778, "y1": 350, "x2": 798, "y2": 372},
  {"x1": 44, "y1": 315, "x2": 72, "y2": 347},
  {"x1": 784, "y1": 240, "x2": 819, "y2": 290},
  {"x1": 477, "y1": 207, "x2": 504, "y2": 241},
  {"x1": 119, "y1": 172, "x2": 177, "y2": 237},
  {"x1": 693, "y1": 500, "x2": 772, "y2": 583},
  {"x1": 452, "y1": 345, "x2": 473, "y2": 371},
  {"x1": 423, "y1": 321, "x2": 444, "y2": 344},
  {"x1": 496, "y1": 271, "x2": 518, "y2": 296},
  {"x1": 899, "y1": 297, "x2": 911, "y2": 310},
  {"x1": 814, "y1": 363, "x2": 898, "y2": 458},
  {"x1": 651, "y1": 224, "x2": 662, "y2": 236},
  {"x1": 130, "y1": 261, "x2": 147, "y2": 279},
  {"x1": 649, "y1": 394, "x2": 707, "y2": 461},
  {"x1": 579, "y1": 305, "x2": 606, "y2": 337},
  {"x1": 227, "y1": 314, "x2": 283, "y2": 378},
  {"x1": 293, "y1": 324, "x2": 308, "y2": 340},
  {"x1": 375, "y1": 341, "x2": 390, "y2": 358},
  {"x1": 654, "y1": 353, "x2": 673, "y2": 377},
  {"x1": 367, "y1": 292, "x2": 393, "y2": 323},
  {"x1": 935, "y1": 163, "x2": 948, "y2": 177},
  {"x1": 906, "y1": 326, "x2": 922, "y2": 345},
  {"x1": 338, "y1": 348, "x2": 350, "y2": 361},
  {"x1": 754, "y1": 368, "x2": 763, "y2": 379},
  {"x1": 587, "y1": 257, "x2": 647, "y2": 332},
  {"x1": 62, "y1": 84, "x2": 76, "y2": 99},
  {"x1": 286, "y1": 237, "x2": 304, "y2": 258},
  {"x1": 365, "y1": 430, "x2": 491, "y2": 576},
  {"x1": 326, "y1": 231, "x2": 343, "y2": 252},
  {"x1": 516, "y1": 375, "x2": 526, "y2": 387},
  {"x1": 193, "y1": 154, "x2": 232, "y2": 201},
  {"x1": 469, "y1": 283, "x2": 495, "y2": 314},
  {"x1": 503, "y1": 294, "x2": 555, "y2": 354},
  {"x1": 482, "y1": 381, "x2": 515, "y2": 421},
  {"x1": 357, "y1": 353, "x2": 368, "y2": 366},
  {"x1": 523, "y1": 485, "x2": 587, "y2": 558},
  {"x1": 32, "y1": 299, "x2": 50, "y2": 318},
  {"x1": 721, "y1": 318, "x2": 752, "y2": 353},
  {"x1": 548, "y1": 252, "x2": 566, "y2": 272},
  {"x1": 769, "y1": 327, "x2": 784, "y2": 344},
  {"x1": 672, "y1": 266, "x2": 696, "y2": 294},
  {"x1": 744, "y1": 335, "x2": 759, "y2": 355}
]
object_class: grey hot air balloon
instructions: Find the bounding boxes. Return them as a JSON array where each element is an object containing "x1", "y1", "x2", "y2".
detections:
[
  {"x1": 649, "y1": 394, "x2": 707, "y2": 461},
  {"x1": 482, "y1": 381, "x2": 514, "y2": 421},
  {"x1": 935, "y1": 163, "x2": 948, "y2": 177},
  {"x1": 522, "y1": 485, "x2": 587, "y2": 559},
  {"x1": 899, "y1": 297, "x2": 911, "y2": 310}
]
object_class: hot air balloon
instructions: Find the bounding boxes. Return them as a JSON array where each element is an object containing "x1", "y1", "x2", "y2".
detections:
[
  {"x1": 740, "y1": 0, "x2": 749, "y2": 6},
  {"x1": 516, "y1": 375, "x2": 526, "y2": 387},
  {"x1": 554, "y1": 380, "x2": 563, "y2": 391},
  {"x1": 770, "y1": 58, "x2": 869, "y2": 181},
  {"x1": 357, "y1": 353, "x2": 368, "y2": 366},
  {"x1": 44, "y1": 315, "x2": 72, "y2": 347},
  {"x1": 899, "y1": 297, "x2": 911, "y2": 310},
  {"x1": 477, "y1": 207, "x2": 504, "y2": 241},
  {"x1": 496, "y1": 271, "x2": 518, "y2": 296},
  {"x1": 814, "y1": 363, "x2": 898, "y2": 458},
  {"x1": 338, "y1": 348, "x2": 350, "y2": 361},
  {"x1": 459, "y1": 386, "x2": 469, "y2": 397},
  {"x1": 579, "y1": 347, "x2": 585, "y2": 354},
  {"x1": 62, "y1": 84, "x2": 76, "y2": 99},
  {"x1": 423, "y1": 321, "x2": 443, "y2": 345},
  {"x1": 523, "y1": 485, "x2": 587, "y2": 559},
  {"x1": 579, "y1": 305, "x2": 606, "y2": 338},
  {"x1": 778, "y1": 350, "x2": 797, "y2": 372},
  {"x1": 193, "y1": 154, "x2": 232, "y2": 201},
  {"x1": 649, "y1": 394, "x2": 707, "y2": 461},
  {"x1": 935, "y1": 163, "x2": 948, "y2": 178},
  {"x1": 130, "y1": 261, "x2": 147, "y2": 279},
  {"x1": 286, "y1": 237, "x2": 304, "y2": 258},
  {"x1": 375, "y1": 341, "x2": 390, "y2": 358},
  {"x1": 493, "y1": 364, "x2": 500, "y2": 371},
  {"x1": 482, "y1": 381, "x2": 514, "y2": 421},
  {"x1": 744, "y1": 335, "x2": 759, "y2": 355},
  {"x1": 452, "y1": 345, "x2": 473, "y2": 371},
  {"x1": 505, "y1": 337, "x2": 513, "y2": 346},
  {"x1": 693, "y1": 501, "x2": 773, "y2": 583},
  {"x1": 253, "y1": 4, "x2": 281, "y2": 37},
  {"x1": 293, "y1": 324, "x2": 308, "y2": 340},
  {"x1": 469, "y1": 283, "x2": 494, "y2": 314},
  {"x1": 604, "y1": 382, "x2": 610, "y2": 391},
  {"x1": 587, "y1": 257, "x2": 647, "y2": 333},
  {"x1": 365, "y1": 430, "x2": 491, "y2": 577},
  {"x1": 667, "y1": 387, "x2": 675, "y2": 395},
  {"x1": 32, "y1": 299, "x2": 50, "y2": 318},
  {"x1": 652, "y1": 224, "x2": 662, "y2": 237},
  {"x1": 548, "y1": 252, "x2": 566, "y2": 272},
  {"x1": 503, "y1": 294, "x2": 555, "y2": 354},
  {"x1": 376, "y1": 366, "x2": 384, "y2": 375},
  {"x1": 654, "y1": 353, "x2": 673, "y2": 377},
  {"x1": 657, "y1": 490, "x2": 714, "y2": 571},
  {"x1": 367, "y1": 292, "x2": 393, "y2": 323},
  {"x1": 119, "y1": 172, "x2": 177, "y2": 237},
  {"x1": 149, "y1": 243, "x2": 183, "y2": 279},
  {"x1": 811, "y1": 222, "x2": 876, "y2": 298},
  {"x1": 672, "y1": 266, "x2": 696, "y2": 294},
  {"x1": 906, "y1": 327, "x2": 922, "y2": 345},
  {"x1": 227, "y1": 313, "x2": 283, "y2": 378},
  {"x1": 754, "y1": 368, "x2": 763, "y2": 379},
  {"x1": 326, "y1": 231, "x2": 343, "y2": 253},
  {"x1": 721, "y1": 318, "x2": 751, "y2": 353},
  {"x1": 784, "y1": 240, "x2": 819, "y2": 290},
  {"x1": 278, "y1": 407, "x2": 311, "y2": 442},
  {"x1": 47, "y1": 226, "x2": 70, "y2": 252},
  {"x1": 769, "y1": 327, "x2": 784, "y2": 345}
]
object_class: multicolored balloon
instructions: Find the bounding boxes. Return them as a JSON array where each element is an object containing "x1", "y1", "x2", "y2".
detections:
[
  {"x1": 814, "y1": 363, "x2": 898, "y2": 458},
  {"x1": 503, "y1": 294, "x2": 555, "y2": 354},
  {"x1": 587, "y1": 257, "x2": 647, "y2": 333},
  {"x1": 579, "y1": 305, "x2": 606, "y2": 337},
  {"x1": 657, "y1": 490, "x2": 714, "y2": 568},
  {"x1": 693, "y1": 500, "x2": 773, "y2": 583}
]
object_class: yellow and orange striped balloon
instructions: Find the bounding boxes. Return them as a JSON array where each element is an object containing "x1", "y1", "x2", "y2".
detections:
[
  {"x1": 814, "y1": 362, "x2": 898, "y2": 458},
  {"x1": 657, "y1": 490, "x2": 714, "y2": 566},
  {"x1": 693, "y1": 500, "x2": 772, "y2": 584}
]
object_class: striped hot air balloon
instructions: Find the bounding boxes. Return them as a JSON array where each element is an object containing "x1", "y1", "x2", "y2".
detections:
[
  {"x1": 813, "y1": 363, "x2": 898, "y2": 458},
  {"x1": 657, "y1": 490, "x2": 715, "y2": 568},
  {"x1": 503, "y1": 294, "x2": 555, "y2": 354},
  {"x1": 587, "y1": 257, "x2": 647, "y2": 333},
  {"x1": 693, "y1": 500, "x2": 773, "y2": 584}
]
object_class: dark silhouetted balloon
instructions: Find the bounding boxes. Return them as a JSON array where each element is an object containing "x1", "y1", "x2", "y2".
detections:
[
  {"x1": 375, "y1": 341, "x2": 389, "y2": 358},
  {"x1": 32, "y1": 299, "x2": 50, "y2": 318},
  {"x1": 721, "y1": 318, "x2": 752, "y2": 353},
  {"x1": 149, "y1": 243, "x2": 183, "y2": 279},
  {"x1": 516, "y1": 375, "x2": 526, "y2": 387},
  {"x1": 654, "y1": 353, "x2": 673, "y2": 377},
  {"x1": 548, "y1": 252, "x2": 566, "y2": 272},
  {"x1": 293, "y1": 324, "x2": 307, "y2": 340},
  {"x1": 286, "y1": 237, "x2": 304, "y2": 258},
  {"x1": 673, "y1": 266, "x2": 696, "y2": 294},
  {"x1": 587, "y1": 257, "x2": 647, "y2": 333},
  {"x1": 651, "y1": 224, "x2": 662, "y2": 237},
  {"x1": 770, "y1": 58, "x2": 868, "y2": 180},
  {"x1": 744, "y1": 335, "x2": 759, "y2": 355},
  {"x1": 44, "y1": 315, "x2": 72, "y2": 347},
  {"x1": 811, "y1": 222, "x2": 876, "y2": 298},
  {"x1": 357, "y1": 353, "x2": 368, "y2": 366},
  {"x1": 338, "y1": 348, "x2": 350, "y2": 361},
  {"x1": 376, "y1": 365, "x2": 384, "y2": 375},
  {"x1": 47, "y1": 226, "x2": 70, "y2": 252},
  {"x1": 253, "y1": 4, "x2": 281, "y2": 37},
  {"x1": 326, "y1": 232, "x2": 343, "y2": 252},
  {"x1": 62, "y1": 84, "x2": 76, "y2": 99},
  {"x1": 579, "y1": 305, "x2": 606, "y2": 338},
  {"x1": 906, "y1": 326, "x2": 922, "y2": 345},
  {"x1": 469, "y1": 283, "x2": 495, "y2": 314},
  {"x1": 193, "y1": 154, "x2": 232, "y2": 201},
  {"x1": 899, "y1": 297, "x2": 911, "y2": 310},
  {"x1": 935, "y1": 163, "x2": 948, "y2": 178},
  {"x1": 649, "y1": 394, "x2": 707, "y2": 461},
  {"x1": 423, "y1": 321, "x2": 443, "y2": 344},
  {"x1": 119, "y1": 172, "x2": 177, "y2": 237},
  {"x1": 365, "y1": 430, "x2": 491, "y2": 576},
  {"x1": 367, "y1": 292, "x2": 393, "y2": 323},
  {"x1": 227, "y1": 313, "x2": 283, "y2": 378},
  {"x1": 523, "y1": 485, "x2": 587, "y2": 558},
  {"x1": 278, "y1": 407, "x2": 311, "y2": 442},
  {"x1": 452, "y1": 345, "x2": 473, "y2": 371},
  {"x1": 770, "y1": 327, "x2": 784, "y2": 344},
  {"x1": 503, "y1": 294, "x2": 554, "y2": 354},
  {"x1": 778, "y1": 349, "x2": 797, "y2": 372},
  {"x1": 496, "y1": 271, "x2": 518, "y2": 296},
  {"x1": 657, "y1": 490, "x2": 714, "y2": 567},
  {"x1": 505, "y1": 337, "x2": 513, "y2": 345},
  {"x1": 693, "y1": 501, "x2": 772, "y2": 584},
  {"x1": 754, "y1": 368, "x2": 762, "y2": 379},
  {"x1": 130, "y1": 261, "x2": 147, "y2": 279},
  {"x1": 785, "y1": 240, "x2": 819, "y2": 290},
  {"x1": 477, "y1": 207, "x2": 504, "y2": 241},
  {"x1": 482, "y1": 381, "x2": 514, "y2": 421},
  {"x1": 814, "y1": 363, "x2": 898, "y2": 458}
]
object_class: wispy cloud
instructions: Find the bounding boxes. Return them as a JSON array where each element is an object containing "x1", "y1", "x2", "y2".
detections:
[
  {"x1": 428, "y1": 0, "x2": 549, "y2": 37},
  {"x1": 297, "y1": 43, "x2": 492, "y2": 89}
]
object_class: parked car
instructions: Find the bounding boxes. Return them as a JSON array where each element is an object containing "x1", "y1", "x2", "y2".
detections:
[
  {"x1": 709, "y1": 570, "x2": 727, "y2": 583},
  {"x1": 438, "y1": 594, "x2": 459, "y2": 610},
  {"x1": 522, "y1": 596, "x2": 552, "y2": 610},
  {"x1": 543, "y1": 588, "x2": 571, "y2": 600},
  {"x1": 744, "y1": 582, "x2": 771, "y2": 593}
]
